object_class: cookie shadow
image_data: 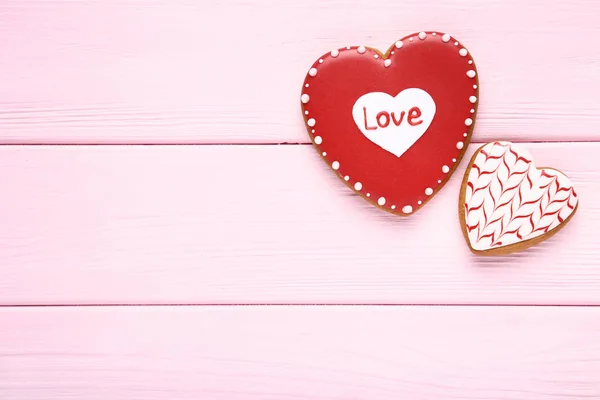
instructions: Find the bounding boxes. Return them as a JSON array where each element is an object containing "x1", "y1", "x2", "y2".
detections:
[{"x1": 467, "y1": 243, "x2": 549, "y2": 269}]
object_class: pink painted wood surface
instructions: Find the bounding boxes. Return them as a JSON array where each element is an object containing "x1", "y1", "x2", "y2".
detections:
[
  {"x1": 1, "y1": 0, "x2": 600, "y2": 144},
  {"x1": 2, "y1": 2, "x2": 599, "y2": 395},
  {"x1": 2, "y1": 306, "x2": 600, "y2": 399},
  {"x1": 0, "y1": 143, "x2": 597, "y2": 305}
]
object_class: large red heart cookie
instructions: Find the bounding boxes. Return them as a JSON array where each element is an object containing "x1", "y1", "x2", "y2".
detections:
[
  {"x1": 300, "y1": 31, "x2": 479, "y2": 215},
  {"x1": 460, "y1": 141, "x2": 579, "y2": 255}
]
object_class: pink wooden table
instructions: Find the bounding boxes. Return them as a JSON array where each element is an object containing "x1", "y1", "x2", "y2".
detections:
[{"x1": 1, "y1": 1, "x2": 600, "y2": 398}]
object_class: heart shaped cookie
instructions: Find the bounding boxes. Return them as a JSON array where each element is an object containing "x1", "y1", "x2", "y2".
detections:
[
  {"x1": 460, "y1": 141, "x2": 579, "y2": 255},
  {"x1": 301, "y1": 32, "x2": 479, "y2": 215}
]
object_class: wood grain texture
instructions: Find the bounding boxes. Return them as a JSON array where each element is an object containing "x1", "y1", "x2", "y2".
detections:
[
  {"x1": 1, "y1": 0, "x2": 599, "y2": 144},
  {"x1": 1, "y1": 306, "x2": 600, "y2": 399},
  {"x1": 0, "y1": 143, "x2": 597, "y2": 305}
]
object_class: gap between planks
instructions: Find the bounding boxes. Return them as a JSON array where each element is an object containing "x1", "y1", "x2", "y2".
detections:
[
  {"x1": 3, "y1": 303, "x2": 600, "y2": 308},
  {"x1": 1, "y1": 140, "x2": 599, "y2": 146}
]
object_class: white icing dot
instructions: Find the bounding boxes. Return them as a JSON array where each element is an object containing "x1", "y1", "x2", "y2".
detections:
[
  {"x1": 391, "y1": 51, "x2": 395, "y2": 55},
  {"x1": 366, "y1": 193, "x2": 371, "y2": 197},
  {"x1": 454, "y1": 42, "x2": 459, "y2": 46},
  {"x1": 304, "y1": 111, "x2": 309, "y2": 115},
  {"x1": 332, "y1": 161, "x2": 340, "y2": 170},
  {"x1": 378, "y1": 197, "x2": 386, "y2": 206},
  {"x1": 402, "y1": 205, "x2": 413, "y2": 214},
  {"x1": 354, "y1": 182, "x2": 362, "y2": 191},
  {"x1": 465, "y1": 118, "x2": 473, "y2": 126},
  {"x1": 425, "y1": 188, "x2": 433, "y2": 196},
  {"x1": 319, "y1": 59, "x2": 324, "y2": 64},
  {"x1": 432, "y1": 32, "x2": 437, "y2": 36},
  {"x1": 418, "y1": 201, "x2": 422, "y2": 205},
  {"x1": 331, "y1": 49, "x2": 339, "y2": 58},
  {"x1": 470, "y1": 109, "x2": 475, "y2": 113},
  {"x1": 459, "y1": 48, "x2": 468, "y2": 57},
  {"x1": 452, "y1": 158, "x2": 457, "y2": 162},
  {"x1": 301, "y1": 94, "x2": 310, "y2": 104},
  {"x1": 374, "y1": 54, "x2": 379, "y2": 59},
  {"x1": 305, "y1": 83, "x2": 309, "y2": 88},
  {"x1": 438, "y1": 180, "x2": 442, "y2": 183},
  {"x1": 456, "y1": 141, "x2": 464, "y2": 150},
  {"x1": 442, "y1": 34, "x2": 450, "y2": 42},
  {"x1": 309, "y1": 68, "x2": 317, "y2": 77},
  {"x1": 442, "y1": 165, "x2": 450, "y2": 173},
  {"x1": 467, "y1": 70, "x2": 476, "y2": 78},
  {"x1": 307, "y1": 118, "x2": 316, "y2": 127},
  {"x1": 395, "y1": 41, "x2": 403, "y2": 49},
  {"x1": 322, "y1": 152, "x2": 326, "y2": 156},
  {"x1": 473, "y1": 85, "x2": 478, "y2": 89},
  {"x1": 391, "y1": 205, "x2": 396, "y2": 210},
  {"x1": 463, "y1": 133, "x2": 468, "y2": 137},
  {"x1": 384, "y1": 59, "x2": 392, "y2": 67},
  {"x1": 469, "y1": 96, "x2": 477, "y2": 103},
  {"x1": 346, "y1": 46, "x2": 351, "y2": 50},
  {"x1": 409, "y1": 37, "x2": 414, "y2": 42},
  {"x1": 314, "y1": 136, "x2": 322, "y2": 145},
  {"x1": 468, "y1": 60, "x2": 473, "y2": 64},
  {"x1": 311, "y1": 129, "x2": 315, "y2": 133},
  {"x1": 418, "y1": 32, "x2": 426, "y2": 40},
  {"x1": 357, "y1": 46, "x2": 366, "y2": 54},
  {"x1": 344, "y1": 176, "x2": 349, "y2": 181}
]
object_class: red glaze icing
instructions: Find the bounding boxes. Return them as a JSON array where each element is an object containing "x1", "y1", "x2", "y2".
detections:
[{"x1": 301, "y1": 32, "x2": 479, "y2": 215}]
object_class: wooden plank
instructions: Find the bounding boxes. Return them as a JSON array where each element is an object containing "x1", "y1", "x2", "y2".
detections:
[
  {"x1": 0, "y1": 143, "x2": 597, "y2": 305},
  {"x1": 1, "y1": 306, "x2": 600, "y2": 399},
  {"x1": 1, "y1": 0, "x2": 599, "y2": 144}
]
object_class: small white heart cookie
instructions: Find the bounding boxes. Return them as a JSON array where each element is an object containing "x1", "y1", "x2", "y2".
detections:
[{"x1": 460, "y1": 141, "x2": 579, "y2": 255}]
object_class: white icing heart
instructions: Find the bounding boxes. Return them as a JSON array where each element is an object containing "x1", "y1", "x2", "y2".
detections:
[
  {"x1": 352, "y1": 88, "x2": 436, "y2": 157},
  {"x1": 463, "y1": 141, "x2": 578, "y2": 252}
]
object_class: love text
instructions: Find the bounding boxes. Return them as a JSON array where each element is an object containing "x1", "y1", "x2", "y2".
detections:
[{"x1": 362, "y1": 106, "x2": 423, "y2": 131}]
